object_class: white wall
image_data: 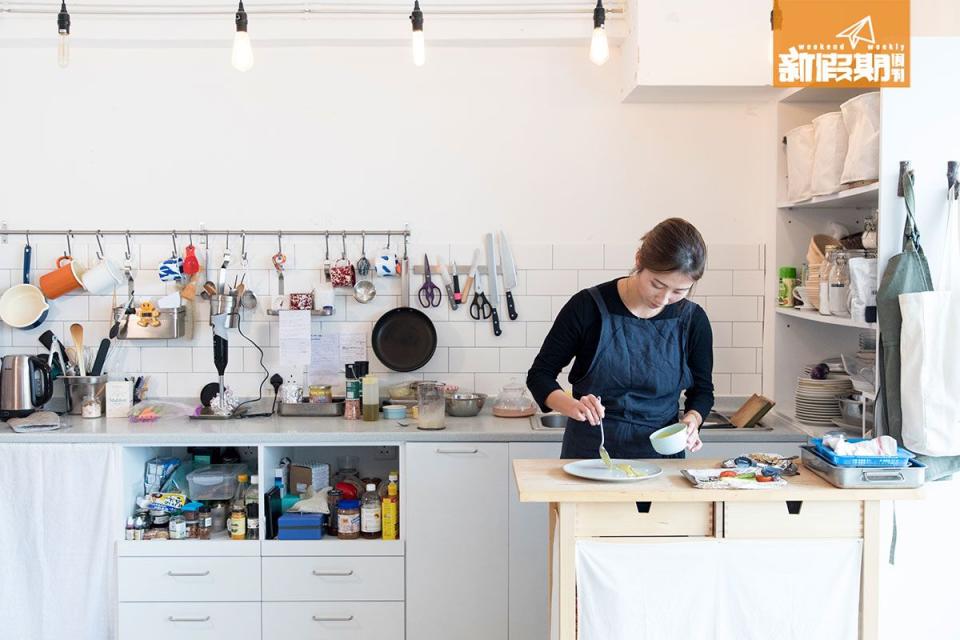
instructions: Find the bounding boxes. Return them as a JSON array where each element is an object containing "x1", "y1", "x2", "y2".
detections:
[{"x1": 0, "y1": 28, "x2": 775, "y2": 399}]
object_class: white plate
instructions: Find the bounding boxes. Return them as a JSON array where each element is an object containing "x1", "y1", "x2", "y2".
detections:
[{"x1": 562, "y1": 459, "x2": 663, "y2": 483}]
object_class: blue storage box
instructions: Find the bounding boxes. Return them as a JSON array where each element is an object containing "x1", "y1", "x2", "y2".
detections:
[
  {"x1": 810, "y1": 438, "x2": 914, "y2": 468},
  {"x1": 277, "y1": 512, "x2": 326, "y2": 540}
]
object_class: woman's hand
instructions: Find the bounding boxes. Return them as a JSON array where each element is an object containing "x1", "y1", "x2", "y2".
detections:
[
  {"x1": 547, "y1": 391, "x2": 605, "y2": 426},
  {"x1": 681, "y1": 410, "x2": 703, "y2": 452}
]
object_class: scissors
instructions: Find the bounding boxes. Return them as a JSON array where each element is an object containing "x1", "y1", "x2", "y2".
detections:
[
  {"x1": 470, "y1": 271, "x2": 493, "y2": 320},
  {"x1": 418, "y1": 254, "x2": 442, "y2": 308}
]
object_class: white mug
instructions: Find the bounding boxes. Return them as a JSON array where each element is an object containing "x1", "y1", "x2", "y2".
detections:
[{"x1": 81, "y1": 258, "x2": 125, "y2": 294}]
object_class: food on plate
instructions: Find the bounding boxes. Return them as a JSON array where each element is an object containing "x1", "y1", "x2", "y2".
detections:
[{"x1": 719, "y1": 470, "x2": 737, "y2": 478}]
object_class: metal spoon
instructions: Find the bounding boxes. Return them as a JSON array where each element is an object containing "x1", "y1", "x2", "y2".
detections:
[{"x1": 241, "y1": 288, "x2": 258, "y2": 310}]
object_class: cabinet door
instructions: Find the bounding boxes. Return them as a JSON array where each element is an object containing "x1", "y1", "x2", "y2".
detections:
[
  {"x1": 508, "y1": 442, "x2": 561, "y2": 640},
  {"x1": 405, "y1": 443, "x2": 508, "y2": 640}
]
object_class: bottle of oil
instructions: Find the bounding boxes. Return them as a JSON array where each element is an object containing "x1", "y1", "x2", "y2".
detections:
[
  {"x1": 362, "y1": 375, "x2": 380, "y2": 422},
  {"x1": 381, "y1": 472, "x2": 399, "y2": 541},
  {"x1": 229, "y1": 473, "x2": 249, "y2": 540}
]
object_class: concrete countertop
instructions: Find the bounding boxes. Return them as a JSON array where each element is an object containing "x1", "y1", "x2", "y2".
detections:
[{"x1": 0, "y1": 397, "x2": 813, "y2": 445}]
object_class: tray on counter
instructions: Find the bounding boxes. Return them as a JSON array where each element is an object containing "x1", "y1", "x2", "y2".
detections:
[
  {"x1": 810, "y1": 437, "x2": 914, "y2": 468},
  {"x1": 801, "y1": 446, "x2": 925, "y2": 489},
  {"x1": 278, "y1": 399, "x2": 346, "y2": 417}
]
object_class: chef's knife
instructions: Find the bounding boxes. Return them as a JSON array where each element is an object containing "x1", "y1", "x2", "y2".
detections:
[
  {"x1": 483, "y1": 233, "x2": 502, "y2": 336},
  {"x1": 498, "y1": 230, "x2": 519, "y2": 320}
]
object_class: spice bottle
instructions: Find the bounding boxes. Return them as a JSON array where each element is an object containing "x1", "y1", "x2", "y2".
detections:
[
  {"x1": 229, "y1": 473, "x2": 249, "y2": 541},
  {"x1": 337, "y1": 499, "x2": 361, "y2": 540},
  {"x1": 326, "y1": 489, "x2": 343, "y2": 536},
  {"x1": 197, "y1": 506, "x2": 212, "y2": 540},
  {"x1": 125, "y1": 517, "x2": 135, "y2": 541},
  {"x1": 344, "y1": 364, "x2": 361, "y2": 420},
  {"x1": 169, "y1": 514, "x2": 187, "y2": 540},
  {"x1": 184, "y1": 510, "x2": 199, "y2": 539},
  {"x1": 246, "y1": 502, "x2": 259, "y2": 540},
  {"x1": 361, "y1": 483, "x2": 382, "y2": 539}
]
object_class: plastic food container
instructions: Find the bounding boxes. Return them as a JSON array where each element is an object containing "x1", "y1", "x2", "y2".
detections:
[
  {"x1": 810, "y1": 438, "x2": 914, "y2": 468},
  {"x1": 186, "y1": 464, "x2": 249, "y2": 501}
]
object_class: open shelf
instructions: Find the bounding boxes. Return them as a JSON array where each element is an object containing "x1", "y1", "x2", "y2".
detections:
[
  {"x1": 776, "y1": 307, "x2": 875, "y2": 330},
  {"x1": 779, "y1": 86, "x2": 876, "y2": 104},
  {"x1": 778, "y1": 182, "x2": 879, "y2": 210}
]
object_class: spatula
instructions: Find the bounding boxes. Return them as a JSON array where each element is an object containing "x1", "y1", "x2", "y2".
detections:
[{"x1": 70, "y1": 322, "x2": 86, "y2": 377}]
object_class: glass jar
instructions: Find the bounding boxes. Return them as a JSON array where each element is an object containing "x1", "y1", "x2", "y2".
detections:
[
  {"x1": 326, "y1": 489, "x2": 343, "y2": 536},
  {"x1": 184, "y1": 510, "x2": 199, "y2": 539},
  {"x1": 308, "y1": 385, "x2": 333, "y2": 404},
  {"x1": 492, "y1": 380, "x2": 537, "y2": 418},
  {"x1": 828, "y1": 250, "x2": 851, "y2": 317},
  {"x1": 337, "y1": 499, "x2": 361, "y2": 540},
  {"x1": 169, "y1": 514, "x2": 187, "y2": 540},
  {"x1": 332, "y1": 456, "x2": 364, "y2": 497},
  {"x1": 819, "y1": 245, "x2": 840, "y2": 316},
  {"x1": 416, "y1": 382, "x2": 446, "y2": 430},
  {"x1": 197, "y1": 506, "x2": 213, "y2": 540},
  {"x1": 81, "y1": 393, "x2": 102, "y2": 418}
]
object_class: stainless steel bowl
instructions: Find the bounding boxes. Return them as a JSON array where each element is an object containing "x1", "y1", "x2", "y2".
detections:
[{"x1": 445, "y1": 392, "x2": 487, "y2": 417}]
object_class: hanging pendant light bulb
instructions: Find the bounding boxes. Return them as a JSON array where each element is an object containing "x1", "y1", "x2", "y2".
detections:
[
  {"x1": 57, "y1": 0, "x2": 71, "y2": 69},
  {"x1": 589, "y1": 0, "x2": 609, "y2": 66},
  {"x1": 410, "y1": 0, "x2": 425, "y2": 67},
  {"x1": 231, "y1": 0, "x2": 254, "y2": 72}
]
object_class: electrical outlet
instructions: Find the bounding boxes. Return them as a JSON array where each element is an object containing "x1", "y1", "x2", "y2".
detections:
[{"x1": 374, "y1": 447, "x2": 397, "y2": 460}]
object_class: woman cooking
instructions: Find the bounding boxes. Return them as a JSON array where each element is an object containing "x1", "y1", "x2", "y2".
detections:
[{"x1": 526, "y1": 218, "x2": 714, "y2": 459}]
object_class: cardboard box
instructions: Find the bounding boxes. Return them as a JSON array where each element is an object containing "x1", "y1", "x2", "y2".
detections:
[{"x1": 289, "y1": 464, "x2": 313, "y2": 495}]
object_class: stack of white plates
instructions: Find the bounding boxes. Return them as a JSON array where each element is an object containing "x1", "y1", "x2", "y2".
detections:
[{"x1": 795, "y1": 374, "x2": 854, "y2": 426}]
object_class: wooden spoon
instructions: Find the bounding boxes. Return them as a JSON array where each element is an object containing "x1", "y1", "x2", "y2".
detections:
[{"x1": 70, "y1": 322, "x2": 86, "y2": 377}]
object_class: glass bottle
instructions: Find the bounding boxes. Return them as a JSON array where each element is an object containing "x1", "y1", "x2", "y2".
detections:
[
  {"x1": 197, "y1": 506, "x2": 212, "y2": 540},
  {"x1": 361, "y1": 483, "x2": 382, "y2": 540},
  {"x1": 828, "y1": 250, "x2": 852, "y2": 317},
  {"x1": 169, "y1": 514, "x2": 187, "y2": 540},
  {"x1": 362, "y1": 375, "x2": 380, "y2": 422},
  {"x1": 229, "y1": 473, "x2": 249, "y2": 541},
  {"x1": 326, "y1": 489, "x2": 343, "y2": 536},
  {"x1": 819, "y1": 245, "x2": 839, "y2": 316},
  {"x1": 344, "y1": 364, "x2": 361, "y2": 420}
]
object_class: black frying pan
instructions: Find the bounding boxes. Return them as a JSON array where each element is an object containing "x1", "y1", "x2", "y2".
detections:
[{"x1": 371, "y1": 256, "x2": 438, "y2": 372}]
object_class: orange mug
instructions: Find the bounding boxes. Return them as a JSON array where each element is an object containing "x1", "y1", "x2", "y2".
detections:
[{"x1": 39, "y1": 255, "x2": 85, "y2": 299}]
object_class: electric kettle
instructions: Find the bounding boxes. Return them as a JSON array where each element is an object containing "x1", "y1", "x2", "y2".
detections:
[{"x1": 0, "y1": 354, "x2": 54, "y2": 418}]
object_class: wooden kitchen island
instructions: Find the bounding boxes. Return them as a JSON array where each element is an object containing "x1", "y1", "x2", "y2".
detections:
[{"x1": 513, "y1": 459, "x2": 924, "y2": 640}]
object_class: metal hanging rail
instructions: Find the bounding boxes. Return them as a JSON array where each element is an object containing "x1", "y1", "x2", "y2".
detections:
[{"x1": 0, "y1": 228, "x2": 409, "y2": 238}]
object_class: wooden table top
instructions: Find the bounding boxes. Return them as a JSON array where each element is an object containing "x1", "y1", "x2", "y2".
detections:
[{"x1": 513, "y1": 459, "x2": 925, "y2": 503}]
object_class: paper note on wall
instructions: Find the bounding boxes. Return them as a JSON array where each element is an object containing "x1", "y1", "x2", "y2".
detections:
[
  {"x1": 311, "y1": 334, "x2": 341, "y2": 373},
  {"x1": 278, "y1": 310, "x2": 311, "y2": 366},
  {"x1": 340, "y1": 333, "x2": 367, "y2": 365}
]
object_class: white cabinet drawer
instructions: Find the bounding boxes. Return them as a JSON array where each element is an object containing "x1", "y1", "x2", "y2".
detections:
[
  {"x1": 118, "y1": 602, "x2": 260, "y2": 640},
  {"x1": 118, "y1": 557, "x2": 261, "y2": 602},
  {"x1": 262, "y1": 602, "x2": 403, "y2": 639},
  {"x1": 262, "y1": 556, "x2": 404, "y2": 601}
]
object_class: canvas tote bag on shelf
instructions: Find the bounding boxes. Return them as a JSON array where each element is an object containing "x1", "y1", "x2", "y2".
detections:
[{"x1": 899, "y1": 165, "x2": 960, "y2": 455}]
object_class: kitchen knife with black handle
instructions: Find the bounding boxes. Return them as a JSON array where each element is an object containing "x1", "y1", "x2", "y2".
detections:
[
  {"x1": 483, "y1": 233, "x2": 502, "y2": 336},
  {"x1": 90, "y1": 339, "x2": 111, "y2": 376},
  {"x1": 498, "y1": 230, "x2": 519, "y2": 320}
]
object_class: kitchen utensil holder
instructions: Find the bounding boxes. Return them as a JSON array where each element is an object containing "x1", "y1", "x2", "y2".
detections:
[
  {"x1": 112, "y1": 305, "x2": 187, "y2": 340},
  {"x1": 209, "y1": 294, "x2": 239, "y2": 328},
  {"x1": 61, "y1": 374, "x2": 108, "y2": 415}
]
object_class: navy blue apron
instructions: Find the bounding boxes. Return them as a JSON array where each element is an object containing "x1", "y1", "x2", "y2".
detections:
[{"x1": 560, "y1": 287, "x2": 694, "y2": 459}]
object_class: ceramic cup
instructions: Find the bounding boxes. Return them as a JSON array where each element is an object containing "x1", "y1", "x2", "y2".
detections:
[
  {"x1": 81, "y1": 258, "x2": 125, "y2": 294},
  {"x1": 289, "y1": 292, "x2": 314, "y2": 311},
  {"x1": 39, "y1": 255, "x2": 86, "y2": 299},
  {"x1": 375, "y1": 250, "x2": 399, "y2": 277},
  {"x1": 158, "y1": 256, "x2": 184, "y2": 282}
]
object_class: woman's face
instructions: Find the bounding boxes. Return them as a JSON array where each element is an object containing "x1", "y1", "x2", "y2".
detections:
[{"x1": 634, "y1": 269, "x2": 696, "y2": 310}]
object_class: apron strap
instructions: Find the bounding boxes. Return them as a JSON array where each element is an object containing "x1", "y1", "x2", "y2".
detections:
[{"x1": 901, "y1": 168, "x2": 925, "y2": 257}]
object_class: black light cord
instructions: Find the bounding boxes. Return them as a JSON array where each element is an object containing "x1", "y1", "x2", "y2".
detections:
[{"x1": 231, "y1": 312, "x2": 272, "y2": 416}]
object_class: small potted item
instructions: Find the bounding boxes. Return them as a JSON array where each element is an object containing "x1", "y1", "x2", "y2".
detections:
[{"x1": 492, "y1": 381, "x2": 537, "y2": 418}]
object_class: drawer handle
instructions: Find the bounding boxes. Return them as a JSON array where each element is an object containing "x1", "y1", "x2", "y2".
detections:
[
  {"x1": 313, "y1": 615, "x2": 355, "y2": 622},
  {"x1": 312, "y1": 569, "x2": 355, "y2": 577},
  {"x1": 436, "y1": 448, "x2": 479, "y2": 454},
  {"x1": 167, "y1": 570, "x2": 211, "y2": 577},
  {"x1": 168, "y1": 616, "x2": 211, "y2": 623}
]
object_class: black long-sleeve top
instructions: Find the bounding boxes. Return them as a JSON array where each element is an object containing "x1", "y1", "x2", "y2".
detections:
[{"x1": 526, "y1": 278, "x2": 715, "y2": 419}]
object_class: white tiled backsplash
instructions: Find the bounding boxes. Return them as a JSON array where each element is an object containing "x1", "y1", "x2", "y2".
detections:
[{"x1": 0, "y1": 238, "x2": 764, "y2": 400}]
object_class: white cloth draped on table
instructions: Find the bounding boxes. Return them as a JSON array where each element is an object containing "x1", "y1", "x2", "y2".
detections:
[
  {"x1": 0, "y1": 443, "x2": 122, "y2": 640},
  {"x1": 576, "y1": 538, "x2": 862, "y2": 640}
]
